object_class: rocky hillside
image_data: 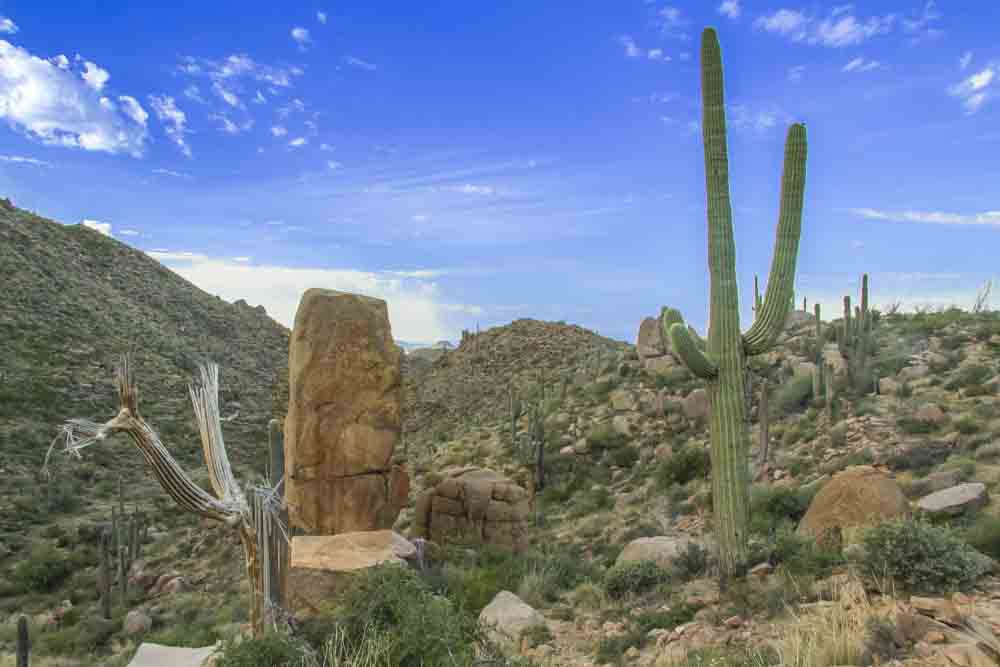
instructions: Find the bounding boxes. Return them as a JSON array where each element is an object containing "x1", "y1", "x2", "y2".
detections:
[{"x1": 0, "y1": 200, "x2": 290, "y2": 536}]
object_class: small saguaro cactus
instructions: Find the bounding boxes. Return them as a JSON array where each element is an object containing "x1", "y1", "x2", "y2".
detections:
[{"x1": 665, "y1": 28, "x2": 808, "y2": 580}]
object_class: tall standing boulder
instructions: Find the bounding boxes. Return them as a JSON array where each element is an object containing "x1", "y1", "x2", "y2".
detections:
[{"x1": 284, "y1": 289, "x2": 409, "y2": 535}]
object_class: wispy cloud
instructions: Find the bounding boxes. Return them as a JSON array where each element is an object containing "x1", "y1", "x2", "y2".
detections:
[
  {"x1": 902, "y1": 0, "x2": 943, "y2": 43},
  {"x1": 183, "y1": 85, "x2": 206, "y2": 103},
  {"x1": 271, "y1": 125, "x2": 288, "y2": 137},
  {"x1": 119, "y1": 229, "x2": 140, "y2": 236},
  {"x1": 210, "y1": 113, "x2": 253, "y2": 134},
  {"x1": 729, "y1": 104, "x2": 790, "y2": 132},
  {"x1": 620, "y1": 35, "x2": 641, "y2": 58},
  {"x1": 657, "y1": 6, "x2": 689, "y2": 41},
  {"x1": 754, "y1": 6, "x2": 896, "y2": 47},
  {"x1": 0, "y1": 41, "x2": 148, "y2": 156},
  {"x1": 948, "y1": 64, "x2": 997, "y2": 114},
  {"x1": 327, "y1": 160, "x2": 343, "y2": 170},
  {"x1": 852, "y1": 207, "x2": 1000, "y2": 227},
  {"x1": 960, "y1": 51, "x2": 973, "y2": 70},
  {"x1": 148, "y1": 95, "x2": 192, "y2": 157},
  {"x1": 152, "y1": 167, "x2": 192, "y2": 179},
  {"x1": 842, "y1": 57, "x2": 882, "y2": 73},
  {"x1": 291, "y1": 27, "x2": 311, "y2": 49},
  {"x1": 344, "y1": 55, "x2": 376, "y2": 71},
  {"x1": 451, "y1": 184, "x2": 496, "y2": 195},
  {"x1": 787, "y1": 65, "x2": 806, "y2": 82},
  {"x1": 289, "y1": 137, "x2": 307, "y2": 147},
  {"x1": 718, "y1": 0, "x2": 741, "y2": 20},
  {"x1": 0, "y1": 154, "x2": 53, "y2": 167},
  {"x1": 316, "y1": 11, "x2": 327, "y2": 25},
  {"x1": 0, "y1": 17, "x2": 17, "y2": 34}
]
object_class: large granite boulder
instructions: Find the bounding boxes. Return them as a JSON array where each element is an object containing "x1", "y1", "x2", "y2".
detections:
[
  {"x1": 412, "y1": 468, "x2": 530, "y2": 551},
  {"x1": 798, "y1": 466, "x2": 910, "y2": 546},
  {"x1": 284, "y1": 530, "x2": 416, "y2": 617},
  {"x1": 127, "y1": 643, "x2": 219, "y2": 667},
  {"x1": 284, "y1": 289, "x2": 410, "y2": 535}
]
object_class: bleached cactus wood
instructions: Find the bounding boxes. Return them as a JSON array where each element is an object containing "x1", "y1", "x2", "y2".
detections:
[
  {"x1": 46, "y1": 354, "x2": 286, "y2": 638},
  {"x1": 666, "y1": 28, "x2": 807, "y2": 580}
]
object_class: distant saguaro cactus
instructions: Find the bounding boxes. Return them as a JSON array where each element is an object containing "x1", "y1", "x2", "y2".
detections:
[{"x1": 666, "y1": 28, "x2": 808, "y2": 580}]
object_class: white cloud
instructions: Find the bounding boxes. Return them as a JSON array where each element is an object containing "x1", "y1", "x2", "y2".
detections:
[
  {"x1": 949, "y1": 64, "x2": 997, "y2": 114},
  {"x1": 960, "y1": 51, "x2": 973, "y2": 70},
  {"x1": 118, "y1": 96, "x2": 148, "y2": 126},
  {"x1": 412, "y1": 214, "x2": 429, "y2": 222},
  {"x1": 729, "y1": 104, "x2": 789, "y2": 132},
  {"x1": 327, "y1": 160, "x2": 342, "y2": 170},
  {"x1": 620, "y1": 35, "x2": 640, "y2": 58},
  {"x1": 253, "y1": 90, "x2": 266, "y2": 104},
  {"x1": 317, "y1": 11, "x2": 327, "y2": 24},
  {"x1": 842, "y1": 57, "x2": 882, "y2": 73},
  {"x1": 271, "y1": 125, "x2": 288, "y2": 137},
  {"x1": 0, "y1": 17, "x2": 17, "y2": 34},
  {"x1": 788, "y1": 65, "x2": 806, "y2": 82},
  {"x1": 852, "y1": 207, "x2": 1000, "y2": 227},
  {"x1": 183, "y1": 85, "x2": 205, "y2": 103},
  {"x1": 902, "y1": 0, "x2": 943, "y2": 43},
  {"x1": 755, "y1": 7, "x2": 895, "y2": 47},
  {"x1": 277, "y1": 98, "x2": 305, "y2": 118},
  {"x1": 148, "y1": 95, "x2": 191, "y2": 157},
  {"x1": 291, "y1": 27, "x2": 311, "y2": 49},
  {"x1": 0, "y1": 154, "x2": 52, "y2": 167},
  {"x1": 320, "y1": 142, "x2": 332, "y2": 151},
  {"x1": 658, "y1": 6, "x2": 689, "y2": 40},
  {"x1": 212, "y1": 80, "x2": 242, "y2": 108},
  {"x1": 0, "y1": 41, "x2": 148, "y2": 156},
  {"x1": 718, "y1": 0, "x2": 741, "y2": 20},
  {"x1": 81, "y1": 219, "x2": 112, "y2": 236},
  {"x1": 152, "y1": 167, "x2": 191, "y2": 178},
  {"x1": 344, "y1": 56, "x2": 376, "y2": 71},
  {"x1": 119, "y1": 229, "x2": 140, "y2": 236},
  {"x1": 176, "y1": 54, "x2": 302, "y2": 110},
  {"x1": 80, "y1": 60, "x2": 110, "y2": 91},
  {"x1": 210, "y1": 113, "x2": 253, "y2": 134},
  {"x1": 50, "y1": 54, "x2": 70, "y2": 70},
  {"x1": 451, "y1": 184, "x2": 495, "y2": 195},
  {"x1": 146, "y1": 251, "x2": 467, "y2": 341},
  {"x1": 289, "y1": 136, "x2": 307, "y2": 147}
]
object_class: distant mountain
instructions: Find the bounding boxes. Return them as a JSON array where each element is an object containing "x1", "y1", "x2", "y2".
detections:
[
  {"x1": 398, "y1": 340, "x2": 457, "y2": 353},
  {"x1": 0, "y1": 199, "x2": 290, "y2": 478}
]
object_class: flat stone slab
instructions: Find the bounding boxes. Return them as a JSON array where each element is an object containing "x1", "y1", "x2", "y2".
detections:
[
  {"x1": 127, "y1": 642, "x2": 219, "y2": 667},
  {"x1": 917, "y1": 483, "x2": 988, "y2": 516},
  {"x1": 290, "y1": 530, "x2": 416, "y2": 571}
]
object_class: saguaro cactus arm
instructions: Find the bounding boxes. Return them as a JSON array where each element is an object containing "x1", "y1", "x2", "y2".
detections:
[
  {"x1": 741, "y1": 123, "x2": 808, "y2": 356},
  {"x1": 668, "y1": 323, "x2": 718, "y2": 379}
]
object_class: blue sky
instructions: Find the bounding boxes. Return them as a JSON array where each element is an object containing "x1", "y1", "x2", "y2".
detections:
[{"x1": 1, "y1": 1, "x2": 998, "y2": 344}]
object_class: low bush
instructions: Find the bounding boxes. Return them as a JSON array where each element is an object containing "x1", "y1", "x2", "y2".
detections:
[
  {"x1": 11, "y1": 546, "x2": 72, "y2": 593},
  {"x1": 216, "y1": 633, "x2": 309, "y2": 667},
  {"x1": 775, "y1": 375, "x2": 814, "y2": 415},
  {"x1": 655, "y1": 445, "x2": 710, "y2": 489},
  {"x1": 856, "y1": 520, "x2": 989, "y2": 594},
  {"x1": 604, "y1": 560, "x2": 668, "y2": 599},
  {"x1": 963, "y1": 514, "x2": 1000, "y2": 561}
]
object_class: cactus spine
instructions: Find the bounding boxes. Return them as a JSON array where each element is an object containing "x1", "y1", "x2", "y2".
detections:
[{"x1": 667, "y1": 28, "x2": 807, "y2": 580}]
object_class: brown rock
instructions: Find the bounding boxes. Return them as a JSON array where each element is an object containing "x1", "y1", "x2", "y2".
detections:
[
  {"x1": 284, "y1": 530, "x2": 415, "y2": 617},
  {"x1": 636, "y1": 317, "x2": 665, "y2": 358},
  {"x1": 683, "y1": 389, "x2": 709, "y2": 420},
  {"x1": 412, "y1": 468, "x2": 530, "y2": 551},
  {"x1": 914, "y1": 403, "x2": 947, "y2": 425},
  {"x1": 797, "y1": 466, "x2": 909, "y2": 546},
  {"x1": 284, "y1": 289, "x2": 409, "y2": 535},
  {"x1": 643, "y1": 355, "x2": 678, "y2": 375}
]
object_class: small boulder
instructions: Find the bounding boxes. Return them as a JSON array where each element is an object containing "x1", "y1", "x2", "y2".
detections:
[
  {"x1": 479, "y1": 591, "x2": 546, "y2": 649},
  {"x1": 124, "y1": 609, "x2": 152, "y2": 636},
  {"x1": 798, "y1": 466, "x2": 909, "y2": 546},
  {"x1": 898, "y1": 364, "x2": 931, "y2": 382},
  {"x1": 636, "y1": 318, "x2": 665, "y2": 358},
  {"x1": 917, "y1": 483, "x2": 988, "y2": 517},
  {"x1": 616, "y1": 536, "x2": 709, "y2": 573},
  {"x1": 683, "y1": 389, "x2": 709, "y2": 420},
  {"x1": 914, "y1": 403, "x2": 947, "y2": 425}
]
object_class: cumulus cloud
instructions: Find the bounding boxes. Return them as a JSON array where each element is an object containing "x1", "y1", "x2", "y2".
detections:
[
  {"x1": 344, "y1": 56, "x2": 376, "y2": 71},
  {"x1": 50, "y1": 54, "x2": 70, "y2": 70},
  {"x1": 146, "y1": 250, "x2": 468, "y2": 341},
  {"x1": 291, "y1": 27, "x2": 311, "y2": 49},
  {"x1": 0, "y1": 41, "x2": 148, "y2": 156},
  {"x1": 148, "y1": 95, "x2": 191, "y2": 157},
  {"x1": 80, "y1": 60, "x2": 110, "y2": 91},
  {"x1": 718, "y1": 0, "x2": 741, "y2": 20},
  {"x1": 754, "y1": 7, "x2": 896, "y2": 47},
  {"x1": 81, "y1": 219, "x2": 112, "y2": 236},
  {"x1": 852, "y1": 207, "x2": 1000, "y2": 226},
  {"x1": 0, "y1": 17, "x2": 17, "y2": 34},
  {"x1": 949, "y1": 64, "x2": 997, "y2": 114},
  {"x1": 842, "y1": 57, "x2": 882, "y2": 73}
]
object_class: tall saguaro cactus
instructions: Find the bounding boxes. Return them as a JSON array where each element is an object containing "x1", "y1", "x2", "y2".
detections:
[{"x1": 666, "y1": 28, "x2": 808, "y2": 579}]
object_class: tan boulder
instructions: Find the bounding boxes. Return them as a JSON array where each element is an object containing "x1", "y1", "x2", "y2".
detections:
[
  {"x1": 683, "y1": 389, "x2": 709, "y2": 420},
  {"x1": 412, "y1": 468, "x2": 530, "y2": 551},
  {"x1": 636, "y1": 317, "x2": 665, "y2": 358},
  {"x1": 643, "y1": 354, "x2": 677, "y2": 375},
  {"x1": 284, "y1": 531, "x2": 416, "y2": 617},
  {"x1": 284, "y1": 289, "x2": 409, "y2": 535},
  {"x1": 797, "y1": 466, "x2": 910, "y2": 546}
]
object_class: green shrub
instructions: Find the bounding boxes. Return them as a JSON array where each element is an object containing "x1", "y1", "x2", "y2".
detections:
[
  {"x1": 610, "y1": 445, "x2": 639, "y2": 469},
  {"x1": 671, "y1": 542, "x2": 710, "y2": 582},
  {"x1": 775, "y1": 375, "x2": 814, "y2": 415},
  {"x1": 887, "y1": 442, "x2": 951, "y2": 474},
  {"x1": 604, "y1": 560, "x2": 668, "y2": 599},
  {"x1": 655, "y1": 446, "x2": 710, "y2": 489},
  {"x1": 12, "y1": 546, "x2": 72, "y2": 592},
  {"x1": 945, "y1": 364, "x2": 992, "y2": 391},
  {"x1": 857, "y1": 520, "x2": 989, "y2": 594},
  {"x1": 216, "y1": 633, "x2": 308, "y2": 667},
  {"x1": 749, "y1": 485, "x2": 816, "y2": 535},
  {"x1": 586, "y1": 423, "x2": 628, "y2": 455},
  {"x1": 770, "y1": 530, "x2": 844, "y2": 578},
  {"x1": 963, "y1": 514, "x2": 1000, "y2": 561}
]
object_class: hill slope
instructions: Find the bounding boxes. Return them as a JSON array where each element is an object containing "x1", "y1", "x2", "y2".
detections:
[{"x1": 0, "y1": 199, "x2": 290, "y2": 485}]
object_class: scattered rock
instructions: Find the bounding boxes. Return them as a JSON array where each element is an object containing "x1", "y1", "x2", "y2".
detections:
[
  {"x1": 617, "y1": 536, "x2": 709, "y2": 573},
  {"x1": 914, "y1": 403, "x2": 947, "y2": 425},
  {"x1": 683, "y1": 389, "x2": 709, "y2": 421},
  {"x1": 917, "y1": 483, "x2": 988, "y2": 517},
  {"x1": 479, "y1": 591, "x2": 546, "y2": 649},
  {"x1": 124, "y1": 609, "x2": 152, "y2": 636},
  {"x1": 899, "y1": 364, "x2": 931, "y2": 382}
]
